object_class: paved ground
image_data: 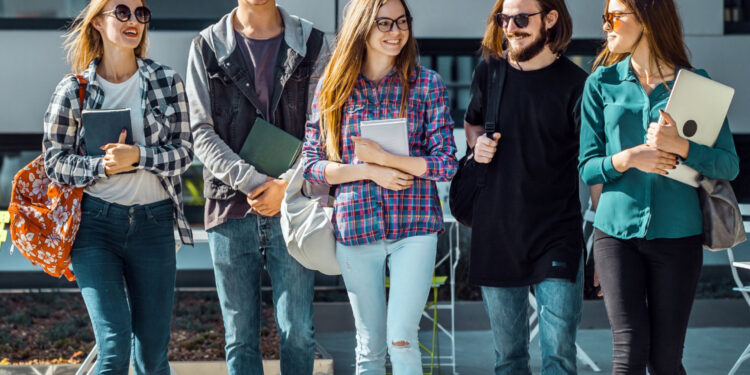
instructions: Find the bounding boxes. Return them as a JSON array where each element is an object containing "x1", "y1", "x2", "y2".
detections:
[{"x1": 317, "y1": 328, "x2": 750, "y2": 375}]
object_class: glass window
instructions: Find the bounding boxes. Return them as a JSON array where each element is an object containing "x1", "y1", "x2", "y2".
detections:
[
  {"x1": 725, "y1": 0, "x2": 750, "y2": 33},
  {"x1": 0, "y1": 0, "x2": 237, "y2": 30}
]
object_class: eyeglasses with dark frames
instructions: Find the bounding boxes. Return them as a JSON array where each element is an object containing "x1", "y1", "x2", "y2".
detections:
[
  {"x1": 102, "y1": 4, "x2": 151, "y2": 24},
  {"x1": 494, "y1": 11, "x2": 544, "y2": 29},
  {"x1": 601, "y1": 11, "x2": 633, "y2": 30},
  {"x1": 374, "y1": 15, "x2": 411, "y2": 33}
]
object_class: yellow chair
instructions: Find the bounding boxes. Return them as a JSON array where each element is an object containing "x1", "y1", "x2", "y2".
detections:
[
  {"x1": 385, "y1": 275, "x2": 448, "y2": 375},
  {"x1": 0, "y1": 211, "x2": 9, "y2": 248}
]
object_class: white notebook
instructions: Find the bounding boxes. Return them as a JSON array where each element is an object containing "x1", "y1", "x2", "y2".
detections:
[
  {"x1": 360, "y1": 118, "x2": 410, "y2": 156},
  {"x1": 662, "y1": 69, "x2": 735, "y2": 187}
]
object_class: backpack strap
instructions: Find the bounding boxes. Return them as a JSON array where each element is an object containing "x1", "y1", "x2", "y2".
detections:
[
  {"x1": 302, "y1": 28, "x2": 325, "y2": 67},
  {"x1": 484, "y1": 56, "x2": 508, "y2": 137},
  {"x1": 72, "y1": 74, "x2": 88, "y2": 155}
]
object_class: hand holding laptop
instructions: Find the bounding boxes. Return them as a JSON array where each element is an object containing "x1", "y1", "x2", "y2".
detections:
[{"x1": 646, "y1": 110, "x2": 689, "y2": 159}]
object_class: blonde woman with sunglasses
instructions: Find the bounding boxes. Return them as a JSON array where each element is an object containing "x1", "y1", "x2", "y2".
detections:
[{"x1": 43, "y1": 0, "x2": 194, "y2": 373}]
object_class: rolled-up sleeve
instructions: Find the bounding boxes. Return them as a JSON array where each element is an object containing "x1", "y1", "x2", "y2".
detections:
[
  {"x1": 419, "y1": 73, "x2": 458, "y2": 182},
  {"x1": 578, "y1": 74, "x2": 624, "y2": 185},
  {"x1": 302, "y1": 80, "x2": 330, "y2": 185}
]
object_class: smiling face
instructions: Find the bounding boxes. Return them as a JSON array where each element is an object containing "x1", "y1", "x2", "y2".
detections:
[
  {"x1": 603, "y1": 0, "x2": 642, "y2": 54},
  {"x1": 501, "y1": 0, "x2": 557, "y2": 62},
  {"x1": 94, "y1": 0, "x2": 146, "y2": 52},
  {"x1": 365, "y1": 0, "x2": 409, "y2": 62}
]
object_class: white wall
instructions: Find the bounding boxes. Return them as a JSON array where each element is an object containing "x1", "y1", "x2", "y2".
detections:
[{"x1": 1, "y1": 1, "x2": 749, "y2": 135}]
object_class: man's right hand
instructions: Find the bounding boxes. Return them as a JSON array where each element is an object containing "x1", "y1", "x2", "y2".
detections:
[{"x1": 473, "y1": 133, "x2": 502, "y2": 164}]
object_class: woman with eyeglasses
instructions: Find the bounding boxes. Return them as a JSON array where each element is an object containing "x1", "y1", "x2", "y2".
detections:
[
  {"x1": 578, "y1": 0, "x2": 738, "y2": 373},
  {"x1": 43, "y1": 0, "x2": 193, "y2": 373},
  {"x1": 301, "y1": 0, "x2": 457, "y2": 372}
]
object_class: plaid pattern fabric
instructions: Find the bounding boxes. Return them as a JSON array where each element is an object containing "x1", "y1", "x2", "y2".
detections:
[
  {"x1": 43, "y1": 58, "x2": 194, "y2": 245},
  {"x1": 302, "y1": 67, "x2": 457, "y2": 246}
]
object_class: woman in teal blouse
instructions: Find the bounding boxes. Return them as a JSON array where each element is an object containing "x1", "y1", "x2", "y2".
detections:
[{"x1": 578, "y1": 0, "x2": 739, "y2": 373}]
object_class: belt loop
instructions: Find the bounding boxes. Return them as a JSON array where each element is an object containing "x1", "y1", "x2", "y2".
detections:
[
  {"x1": 144, "y1": 205, "x2": 154, "y2": 220},
  {"x1": 101, "y1": 202, "x2": 110, "y2": 217}
]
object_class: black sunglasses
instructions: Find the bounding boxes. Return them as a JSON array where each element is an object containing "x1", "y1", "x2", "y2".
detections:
[
  {"x1": 494, "y1": 11, "x2": 544, "y2": 29},
  {"x1": 374, "y1": 15, "x2": 411, "y2": 33},
  {"x1": 102, "y1": 4, "x2": 151, "y2": 24}
]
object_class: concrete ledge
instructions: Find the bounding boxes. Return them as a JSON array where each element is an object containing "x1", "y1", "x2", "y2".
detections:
[{"x1": 0, "y1": 360, "x2": 334, "y2": 375}]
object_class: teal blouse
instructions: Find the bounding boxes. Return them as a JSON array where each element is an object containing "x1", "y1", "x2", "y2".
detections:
[{"x1": 578, "y1": 56, "x2": 739, "y2": 240}]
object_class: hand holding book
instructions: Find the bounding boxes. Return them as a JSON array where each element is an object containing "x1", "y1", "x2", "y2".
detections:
[{"x1": 101, "y1": 129, "x2": 140, "y2": 176}]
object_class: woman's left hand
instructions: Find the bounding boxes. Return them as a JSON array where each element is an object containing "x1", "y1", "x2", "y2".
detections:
[
  {"x1": 352, "y1": 137, "x2": 388, "y2": 165},
  {"x1": 646, "y1": 110, "x2": 690, "y2": 159},
  {"x1": 102, "y1": 130, "x2": 140, "y2": 175}
]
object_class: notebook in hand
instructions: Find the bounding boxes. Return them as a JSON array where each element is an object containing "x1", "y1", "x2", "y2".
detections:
[
  {"x1": 359, "y1": 118, "x2": 410, "y2": 157},
  {"x1": 662, "y1": 69, "x2": 735, "y2": 187},
  {"x1": 82, "y1": 108, "x2": 133, "y2": 157},
  {"x1": 239, "y1": 117, "x2": 303, "y2": 178}
]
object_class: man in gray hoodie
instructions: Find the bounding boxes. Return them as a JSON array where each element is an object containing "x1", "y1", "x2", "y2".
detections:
[{"x1": 185, "y1": 1, "x2": 328, "y2": 373}]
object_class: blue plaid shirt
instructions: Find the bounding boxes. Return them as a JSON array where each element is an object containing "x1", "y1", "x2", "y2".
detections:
[{"x1": 302, "y1": 67, "x2": 457, "y2": 246}]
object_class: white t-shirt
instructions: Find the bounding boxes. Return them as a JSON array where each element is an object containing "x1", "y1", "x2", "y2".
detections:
[{"x1": 85, "y1": 72, "x2": 170, "y2": 205}]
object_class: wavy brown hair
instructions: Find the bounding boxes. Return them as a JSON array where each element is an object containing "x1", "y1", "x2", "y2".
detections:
[
  {"x1": 593, "y1": 0, "x2": 691, "y2": 77},
  {"x1": 480, "y1": 0, "x2": 573, "y2": 60},
  {"x1": 64, "y1": 0, "x2": 150, "y2": 73},
  {"x1": 317, "y1": 0, "x2": 418, "y2": 162}
]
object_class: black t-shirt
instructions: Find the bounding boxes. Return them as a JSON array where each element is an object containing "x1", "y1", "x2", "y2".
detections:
[{"x1": 464, "y1": 56, "x2": 588, "y2": 287}]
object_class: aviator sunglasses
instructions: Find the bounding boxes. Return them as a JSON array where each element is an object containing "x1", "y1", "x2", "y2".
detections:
[
  {"x1": 602, "y1": 11, "x2": 633, "y2": 30},
  {"x1": 102, "y1": 4, "x2": 152, "y2": 24},
  {"x1": 494, "y1": 11, "x2": 544, "y2": 29}
]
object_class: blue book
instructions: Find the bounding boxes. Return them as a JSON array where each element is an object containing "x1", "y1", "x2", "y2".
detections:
[{"x1": 82, "y1": 108, "x2": 133, "y2": 157}]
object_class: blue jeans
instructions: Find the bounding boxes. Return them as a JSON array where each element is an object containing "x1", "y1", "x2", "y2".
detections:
[
  {"x1": 71, "y1": 195, "x2": 176, "y2": 375},
  {"x1": 336, "y1": 233, "x2": 438, "y2": 375},
  {"x1": 208, "y1": 215, "x2": 316, "y2": 375},
  {"x1": 481, "y1": 256, "x2": 584, "y2": 375}
]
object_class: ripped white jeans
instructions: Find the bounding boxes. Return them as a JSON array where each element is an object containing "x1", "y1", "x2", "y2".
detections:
[{"x1": 336, "y1": 233, "x2": 438, "y2": 375}]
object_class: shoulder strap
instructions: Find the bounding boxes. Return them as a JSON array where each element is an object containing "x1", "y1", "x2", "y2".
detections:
[
  {"x1": 484, "y1": 57, "x2": 508, "y2": 137},
  {"x1": 73, "y1": 74, "x2": 88, "y2": 155}
]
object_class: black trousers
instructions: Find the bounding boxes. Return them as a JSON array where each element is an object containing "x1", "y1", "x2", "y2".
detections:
[{"x1": 593, "y1": 229, "x2": 703, "y2": 375}]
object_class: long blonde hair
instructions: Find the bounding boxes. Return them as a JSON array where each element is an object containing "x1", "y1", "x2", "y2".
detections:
[
  {"x1": 317, "y1": 0, "x2": 418, "y2": 162},
  {"x1": 64, "y1": 0, "x2": 149, "y2": 73}
]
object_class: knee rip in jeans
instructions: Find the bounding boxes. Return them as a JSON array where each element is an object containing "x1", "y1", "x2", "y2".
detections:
[{"x1": 390, "y1": 339, "x2": 411, "y2": 348}]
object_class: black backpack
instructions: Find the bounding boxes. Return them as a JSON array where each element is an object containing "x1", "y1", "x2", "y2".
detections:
[{"x1": 448, "y1": 56, "x2": 507, "y2": 227}]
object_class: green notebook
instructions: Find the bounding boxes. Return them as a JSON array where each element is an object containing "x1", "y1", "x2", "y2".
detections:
[{"x1": 239, "y1": 118, "x2": 303, "y2": 178}]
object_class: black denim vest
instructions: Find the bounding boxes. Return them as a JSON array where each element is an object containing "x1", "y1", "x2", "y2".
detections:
[{"x1": 195, "y1": 29, "x2": 324, "y2": 201}]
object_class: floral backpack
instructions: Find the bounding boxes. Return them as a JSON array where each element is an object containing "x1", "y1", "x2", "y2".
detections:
[{"x1": 8, "y1": 75, "x2": 87, "y2": 281}]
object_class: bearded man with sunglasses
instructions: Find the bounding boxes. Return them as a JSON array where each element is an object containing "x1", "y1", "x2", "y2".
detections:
[
  {"x1": 185, "y1": 0, "x2": 329, "y2": 374},
  {"x1": 463, "y1": 0, "x2": 588, "y2": 373}
]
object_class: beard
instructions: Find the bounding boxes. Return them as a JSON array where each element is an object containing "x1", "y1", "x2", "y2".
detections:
[{"x1": 506, "y1": 23, "x2": 548, "y2": 62}]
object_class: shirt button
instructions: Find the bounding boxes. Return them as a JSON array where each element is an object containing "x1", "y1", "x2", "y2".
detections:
[{"x1": 246, "y1": 83, "x2": 250, "y2": 87}]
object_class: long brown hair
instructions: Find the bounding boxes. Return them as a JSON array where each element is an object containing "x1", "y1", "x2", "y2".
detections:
[
  {"x1": 317, "y1": 0, "x2": 418, "y2": 162},
  {"x1": 64, "y1": 0, "x2": 150, "y2": 73},
  {"x1": 480, "y1": 0, "x2": 573, "y2": 60},
  {"x1": 593, "y1": 0, "x2": 691, "y2": 77}
]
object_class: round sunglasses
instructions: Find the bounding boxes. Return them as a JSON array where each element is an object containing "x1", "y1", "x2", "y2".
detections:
[
  {"x1": 102, "y1": 4, "x2": 151, "y2": 24},
  {"x1": 494, "y1": 11, "x2": 544, "y2": 29}
]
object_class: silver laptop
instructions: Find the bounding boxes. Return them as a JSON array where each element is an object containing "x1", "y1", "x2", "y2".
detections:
[{"x1": 663, "y1": 69, "x2": 735, "y2": 187}]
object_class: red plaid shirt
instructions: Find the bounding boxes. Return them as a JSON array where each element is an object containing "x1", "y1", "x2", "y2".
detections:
[{"x1": 302, "y1": 67, "x2": 457, "y2": 246}]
